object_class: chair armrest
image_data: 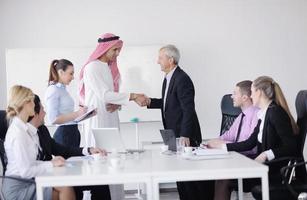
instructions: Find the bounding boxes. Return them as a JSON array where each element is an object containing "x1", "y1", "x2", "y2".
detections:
[
  {"x1": 0, "y1": 175, "x2": 35, "y2": 184},
  {"x1": 264, "y1": 156, "x2": 302, "y2": 165},
  {"x1": 281, "y1": 161, "x2": 307, "y2": 176},
  {"x1": 279, "y1": 161, "x2": 307, "y2": 198}
]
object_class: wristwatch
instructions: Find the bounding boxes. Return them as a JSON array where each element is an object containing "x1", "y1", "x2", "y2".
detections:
[{"x1": 87, "y1": 147, "x2": 91, "y2": 155}]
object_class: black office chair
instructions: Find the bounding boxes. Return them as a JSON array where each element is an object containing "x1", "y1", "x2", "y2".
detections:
[
  {"x1": 252, "y1": 160, "x2": 307, "y2": 200},
  {"x1": 295, "y1": 90, "x2": 307, "y2": 162},
  {"x1": 0, "y1": 110, "x2": 8, "y2": 140},
  {"x1": 0, "y1": 110, "x2": 8, "y2": 174},
  {"x1": 220, "y1": 94, "x2": 241, "y2": 135},
  {"x1": 0, "y1": 112, "x2": 35, "y2": 200},
  {"x1": 251, "y1": 90, "x2": 307, "y2": 200},
  {"x1": 279, "y1": 161, "x2": 307, "y2": 199}
]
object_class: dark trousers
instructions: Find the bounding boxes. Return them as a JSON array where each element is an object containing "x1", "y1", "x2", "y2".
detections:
[
  {"x1": 74, "y1": 185, "x2": 111, "y2": 200},
  {"x1": 175, "y1": 140, "x2": 214, "y2": 200},
  {"x1": 54, "y1": 125, "x2": 111, "y2": 199},
  {"x1": 53, "y1": 124, "x2": 80, "y2": 148},
  {"x1": 177, "y1": 180, "x2": 214, "y2": 200}
]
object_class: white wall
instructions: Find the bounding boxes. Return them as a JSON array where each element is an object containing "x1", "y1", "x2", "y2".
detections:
[
  {"x1": 1, "y1": 0, "x2": 307, "y2": 139},
  {"x1": 5, "y1": 47, "x2": 163, "y2": 123}
]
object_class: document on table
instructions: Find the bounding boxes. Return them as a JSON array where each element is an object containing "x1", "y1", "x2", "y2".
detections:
[
  {"x1": 66, "y1": 156, "x2": 93, "y2": 162},
  {"x1": 193, "y1": 148, "x2": 228, "y2": 156},
  {"x1": 181, "y1": 147, "x2": 229, "y2": 160},
  {"x1": 182, "y1": 154, "x2": 230, "y2": 160}
]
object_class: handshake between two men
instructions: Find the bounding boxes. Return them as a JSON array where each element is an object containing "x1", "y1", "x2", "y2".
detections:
[
  {"x1": 130, "y1": 93, "x2": 151, "y2": 107},
  {"x1": 106, "y1": 93, "x2": 190, "y2": 147},
  {"x1": 106, "y1": 93, "x2": 150, "y2": 113}
]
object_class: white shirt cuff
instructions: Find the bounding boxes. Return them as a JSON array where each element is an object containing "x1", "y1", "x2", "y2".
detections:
[
  {"x1": 264, "y1": 149, "x2": 275, "y2": 161},
  {"x1": 82, "y1": 147, "x2": 90, "y2": 156},
  {"x1": 124, "y1": 93, "x2": 130, "y2": 105},
  {"x1": 44, "y1": 161, "x2": 54, "y2": 172},
  {"x1": 221, "y1": 144, "x2": 227, "y2": 150}
]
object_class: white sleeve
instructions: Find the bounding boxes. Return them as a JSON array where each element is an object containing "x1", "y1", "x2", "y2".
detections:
[
  {"x1": 82, "y1": 147, "x2": 89, "y2": 156},
  {"x1": 12, "y1": 137, "x2": 53, "y2": 179},
  {"x1": 221, "y1": 144, "x2": 228, "y2": 150},
  {"x1": 85, "y1": 63, "x2": 130, "y2": 105},
  {"x1": 264, "y1": 149, "x2": 275, "y2": 161}
]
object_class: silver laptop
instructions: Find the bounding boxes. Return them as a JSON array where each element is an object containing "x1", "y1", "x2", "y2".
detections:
[
  {"x1": 160, "y1": 129, "x2": 177, "y2": 151},
  {"x1": 92, "y1": 128, "x2": 144, "y2": 153}
]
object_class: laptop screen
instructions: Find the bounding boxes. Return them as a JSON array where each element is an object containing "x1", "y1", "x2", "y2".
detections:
[
  {"x1": 92, "y1": 128, "x2": 126, "y2": 153},
  {"x1": 160, "y1": 129, "x2": 176, "y2": 151}
]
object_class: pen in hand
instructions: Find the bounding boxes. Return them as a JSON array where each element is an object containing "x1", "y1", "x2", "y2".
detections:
[
  {"x1": 79, "y1": 105, "x2": 88, "y2": 109},
  {"x1": 77, "y1": 105, "x2": 88, "y2": 116}
]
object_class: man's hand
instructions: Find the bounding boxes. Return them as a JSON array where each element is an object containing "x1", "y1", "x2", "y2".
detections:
[
  {"x1": 132, "y1": 93, "x2": 150, "y2": 107},
  {"x1": 206, "y1": 138, "x2": 225, "y2": 149},
  {"x1": 255, "y1": 152, "x2": 267, "y2": 163},
  {"x1": 89, "y1": 147, "x2": 107, "y2": 156},
  {"x1": 180, "y1": 137, "x2": 190, "y2": 147},
  {"x1": 106, "y1": 103, "x2": 121, "y2": 113},
  {"x1": 51, "y1": 156, "x2": 65, "y2": 167}
]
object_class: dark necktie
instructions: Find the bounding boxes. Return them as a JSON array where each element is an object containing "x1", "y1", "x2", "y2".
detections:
[
  {"x1": 162, "y1": 78, "x2": 167, "y2": 115},
  {"x1": 235, "y1": 113, "x2": 245, "y2": 142},
  {"x1": 162, "y1": 78, "x2": 167, "y2": 98},
  {"x1": 36, "y1": 130, "x2": 45, "y2": 161},
  {"x1": 36, "y1": 148, "x2": 44, "y2": 161}
]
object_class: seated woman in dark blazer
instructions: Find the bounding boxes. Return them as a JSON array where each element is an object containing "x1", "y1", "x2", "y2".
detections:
[{"x1": 208, "y1": 76, "x2": 299, "y2": 200}]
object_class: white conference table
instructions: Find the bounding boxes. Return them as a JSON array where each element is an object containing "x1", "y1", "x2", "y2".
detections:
[
  {"x1": 36, "y1": 150, "x2": 268, "y2": 200},
  {"x1": 151, "y1": 151, "x2": 269, "y2": 200},
  {"x1": 35, "y1": 152, "x2": 153, "y2": 200}
]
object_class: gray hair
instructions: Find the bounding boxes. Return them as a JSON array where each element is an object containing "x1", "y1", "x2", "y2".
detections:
[{"x1": 160, "y1": 44, "x2": 180, "y2": 65}]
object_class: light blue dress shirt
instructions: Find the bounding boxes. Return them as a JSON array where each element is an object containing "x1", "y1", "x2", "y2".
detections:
[{"x1": 45, "y1": 83, "x2": 76, "y2": 125}]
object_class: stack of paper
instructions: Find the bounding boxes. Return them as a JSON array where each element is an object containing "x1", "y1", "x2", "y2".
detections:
[
  {"x1": 181, "y1": 148, "x2": 229, "y2": 160},
  {"x1": 67, "y1": 156, "x2": 93, "y2": 162},
  {"x1": 193, "y1": 148, "x2": 228, "y2": 156}
]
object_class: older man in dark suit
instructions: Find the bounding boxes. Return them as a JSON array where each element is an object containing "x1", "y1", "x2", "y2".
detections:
[
  {"x1": 145, "y1": 45, "x2": 214, "y2": 200},
  {"x1": 28, "y1": 95, "x2": 111, "y2": 200}
]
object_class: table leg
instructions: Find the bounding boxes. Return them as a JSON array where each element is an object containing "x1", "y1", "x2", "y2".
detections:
[
  {"x1": 152, "y1": 180, "x2": 160, "y2": 200},
  {"x1": 238, "y1": 178, "x2": 243, "y2": 200},
  {"x1": 261, "y1": 173, "x2": 269, "y2": 200},
  {"x1": 146, "y1": 180, "x2": 153, "y2": 200},
  {"x1": 36, "y1": 184, "x2": 44, "y2": 200}
]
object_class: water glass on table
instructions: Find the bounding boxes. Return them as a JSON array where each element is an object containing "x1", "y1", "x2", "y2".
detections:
[{"x1": 176, "y1": 138, "x2": 184, "y2": 154}]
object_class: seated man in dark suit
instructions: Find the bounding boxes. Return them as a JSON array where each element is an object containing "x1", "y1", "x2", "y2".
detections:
[{"x1": 28, "y1": 94, "x2": 111, "y2": 200}]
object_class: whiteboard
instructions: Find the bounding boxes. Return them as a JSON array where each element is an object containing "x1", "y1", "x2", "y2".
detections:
[{"x1": 6, "y1": 45, "x2": 163, "y2": 122}]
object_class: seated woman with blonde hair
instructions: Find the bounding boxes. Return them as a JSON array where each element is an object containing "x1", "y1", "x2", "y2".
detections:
[{"x1": 2, "y1": 85, "x2": 75, "y2": 200}]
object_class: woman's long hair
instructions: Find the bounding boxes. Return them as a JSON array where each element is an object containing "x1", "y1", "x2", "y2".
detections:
[
  {"x1": 48, "y1": 59, "x2": 73, "y2": 85},
  {"x1": 253, "y1": 76, "x2": 299, "y2": 134}
]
